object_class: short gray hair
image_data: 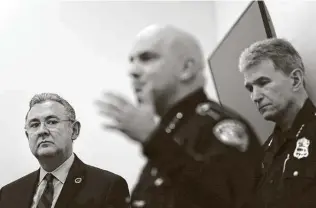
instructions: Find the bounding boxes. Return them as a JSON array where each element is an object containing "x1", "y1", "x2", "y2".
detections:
[
  {"x1": 26, "y1": 93, "x2": 76, "y2": 121},
  {"x1": 239, "y1": 38, "x2": 305, "y2": 74}
]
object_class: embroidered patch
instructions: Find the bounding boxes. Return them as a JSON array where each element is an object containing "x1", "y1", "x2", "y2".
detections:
[
  {"x1": 293, "y1": 137, "x2": 310, "y2": 159},
  {"x1": 213, "y1": 119, "x2": 249, "y2": 152}
]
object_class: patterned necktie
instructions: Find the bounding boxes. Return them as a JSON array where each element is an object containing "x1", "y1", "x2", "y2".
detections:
[{"x1": 37, "y1": 173, "x2": 54, "y2": 208}]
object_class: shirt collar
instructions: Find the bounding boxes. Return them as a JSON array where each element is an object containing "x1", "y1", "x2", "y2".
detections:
[
  {"x1": 273, "y1": 99, "x2": 316, "y2": 137},
  {"x1": 160, "y1": 88, "x2": 208, "y2": 126},
  {"x1": 39, "y1": 153, "x2": 75, "y2": 184}
]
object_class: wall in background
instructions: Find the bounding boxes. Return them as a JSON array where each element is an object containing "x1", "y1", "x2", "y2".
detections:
[
  {"x1": 0, "y1": 0, "x2": 218, "y2": 190},
  {"x1": 213, "y1": 0, "x2": 316, "y2": 105}
]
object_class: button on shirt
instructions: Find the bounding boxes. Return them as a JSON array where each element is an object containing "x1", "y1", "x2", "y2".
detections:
[
  {"x1": 31, "y1": 154, "x2": 75, "y2": 208},
  {"x1": 257, "y1": 99, "x2": 316, "y2": 207}
]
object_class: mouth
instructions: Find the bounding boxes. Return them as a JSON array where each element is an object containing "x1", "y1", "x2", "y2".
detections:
[
  {"x1": 38, "y1": 141, "x2": 53, "y2": 147},
  {"x1": 259, "y1": 104, "x2": 271, "y2": 111}
]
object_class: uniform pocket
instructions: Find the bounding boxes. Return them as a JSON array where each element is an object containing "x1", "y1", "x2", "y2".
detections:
[
  {"x1": 282, "y1": 159, "x2": 316, "y2": 196},
  {"x1": 283, "y1": 159, "x2": 316, "y2": 179}
]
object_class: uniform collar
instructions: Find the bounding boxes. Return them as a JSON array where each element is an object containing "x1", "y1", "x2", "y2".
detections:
[
  {"x1": 160, "y1": 88, "x2": 208, "y2": 126},
  {"x1": 273, "y1": 99, "x2": 316, "y2": 137},
  {"x1": 39, "y1": 153, "x2": 75, "y2": 184}
]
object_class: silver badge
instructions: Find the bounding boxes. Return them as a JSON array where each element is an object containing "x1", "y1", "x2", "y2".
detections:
[
  {"x1": 213, "y1": 119, "x2": 249, "y2": 152},
  {"x1": 293, "y1": 137, "x2": 310, "y2": 159}
]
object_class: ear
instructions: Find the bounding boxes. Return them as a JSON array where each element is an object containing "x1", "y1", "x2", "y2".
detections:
[
  {"x1": 290, "y1": 68, "x2": 304, "y2": 91},
  {"x1": 179, "y1": 59, "x2": 195, "y2": 82},
  {"x1": 71, "y1": 121, "x2": 81, "y2": 141}
]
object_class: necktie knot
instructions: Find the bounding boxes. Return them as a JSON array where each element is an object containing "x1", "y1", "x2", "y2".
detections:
[{"x1": 45, "y1": 173, "x2": 54, "y2": 183}]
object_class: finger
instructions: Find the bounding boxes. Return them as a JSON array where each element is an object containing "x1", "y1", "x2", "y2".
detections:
[
  {"x1": 102, "y1": 122, "x2": 121, "y2": 130},
  {"x1": 101, "y1": 124, "x2": 135, "y2": 141},
  {"x1": 98, "y1": 109, "x2": 121, "y2": 121},
  {"x1": 101, "y1": 123, "x2": 125, "y2": 134},
  {"x1": 103, "y1": 92, "x2": 131, "y2": 107},
  {"x1": 95, "y1": 100, "x2": 122, "y2": 114}
]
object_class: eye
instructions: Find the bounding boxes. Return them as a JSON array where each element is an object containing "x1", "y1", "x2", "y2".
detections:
[
  {"x1": 129, "y1": 56, "x2": 134, "y2": 63},
  {"x1": 46, "y1": 119, "x2": 59, "y2": 125},
  {"x1": 139, "y1": 52, "x2": 158, "y2": 62},
  {"x1": 29, "y1": 122, "x2": 40, "y2": 128},
  {"x1": 258, "y1": 80, "x2": 269, "y2": 87},
  {"x1": 245, "y1": 84, "x2": 253, "y2": 92}
]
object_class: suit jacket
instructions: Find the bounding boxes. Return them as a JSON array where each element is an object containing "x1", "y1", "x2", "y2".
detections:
[
  {"x1": 0, "y1": 155, "x2": 130, "y2": 208},
  {"x1": 131, "y1": 89, "x2": 263, "y2": 208}
]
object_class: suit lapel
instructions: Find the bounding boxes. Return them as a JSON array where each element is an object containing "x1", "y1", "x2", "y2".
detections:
[
  {"x1": 54, "y1": 155, "x2": 86, "y2": 208},
  {"x1": 19, "y1": 170, "x2": 39, "y2": 208}
]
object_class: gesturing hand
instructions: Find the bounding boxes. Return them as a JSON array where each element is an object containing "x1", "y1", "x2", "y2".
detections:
[{"x1": 95, "y1": 86, "x2": 158, "y2": 143}]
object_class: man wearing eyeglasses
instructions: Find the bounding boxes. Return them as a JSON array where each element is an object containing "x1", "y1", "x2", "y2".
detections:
[{"x1": 0, "y1": 93, "x2": 130, "y2": 208}]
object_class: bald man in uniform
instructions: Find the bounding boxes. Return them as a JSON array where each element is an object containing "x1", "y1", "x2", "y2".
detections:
[{"x1": 96, "y1": 25, "x2": 262, "y2": 208}]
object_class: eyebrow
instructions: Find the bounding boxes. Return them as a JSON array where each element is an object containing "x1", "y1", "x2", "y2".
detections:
[
  {"x1": 245, "y1": 76, "x2": 270, "y2": 87},
  {"x1": 129, "y1": 51, "x2": 159, "y2": 62},
  {"x1": 28, "y1": 115, "x2": 59, "y2": 123}
]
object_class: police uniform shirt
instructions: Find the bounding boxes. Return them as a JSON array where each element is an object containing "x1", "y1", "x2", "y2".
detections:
[
  {"x1": 258, "y1": 99, "x2": 316, "y2": 208},
  {"x1": 130, "y1": 88, "x2": 262, "y2": 208}
]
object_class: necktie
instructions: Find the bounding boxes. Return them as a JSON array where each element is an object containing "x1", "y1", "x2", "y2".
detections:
[{"x1": 37, "y1": 173, "x2": 54, "y2": 208}]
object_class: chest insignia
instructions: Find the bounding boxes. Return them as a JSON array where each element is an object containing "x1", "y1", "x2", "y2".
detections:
[{"x1": 293, "y1": 137, "x2": 310, "y2": 159}]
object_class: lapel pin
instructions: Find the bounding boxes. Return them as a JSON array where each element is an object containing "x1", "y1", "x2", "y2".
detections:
[{"x1": 74, "y1": 177, "x2": 82, "y2": 184}]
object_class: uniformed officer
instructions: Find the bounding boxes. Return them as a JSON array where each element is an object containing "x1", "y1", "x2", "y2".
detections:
[
  {"x1": 239, "y1": 38, "x2": 316, "y2": 208},
  {"x1": 96, "y1": 24, "x2": 262, "y2": 208}
]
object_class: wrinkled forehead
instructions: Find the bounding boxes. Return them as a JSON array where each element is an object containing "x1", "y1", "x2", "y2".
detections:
[
  {"x1": 26, "y1": 101, "x2": 67, "y2": 121},
  {"x1": 243, "y1": 59, "x2": 286, "y2": 86}
]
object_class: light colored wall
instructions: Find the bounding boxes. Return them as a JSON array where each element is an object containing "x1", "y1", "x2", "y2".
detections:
[
  {"x1": 213, "y1": 0, "x2": 316, "y2": 105},
  {"x1": 0, "y1": 0, "x2": 218, "y2": 190},
  {"x1": 213, "y1": 0, "x2": 251, "y2": 43}
]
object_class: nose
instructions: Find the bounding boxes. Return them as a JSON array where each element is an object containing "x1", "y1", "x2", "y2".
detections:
[
  {"x1": 251, "y1": 87, "x2": 263, "y2": 104},
  {"x1": 37, "y1": 122, "x2": 49, "y2": 136},
  {"x1": 129, "y1": 63, "x2": 143, "y2": 80}
]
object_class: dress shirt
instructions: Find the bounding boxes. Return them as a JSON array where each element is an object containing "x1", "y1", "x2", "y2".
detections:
[{"x1": 31, "y1": 153, "x2": 75, "y2": 208}]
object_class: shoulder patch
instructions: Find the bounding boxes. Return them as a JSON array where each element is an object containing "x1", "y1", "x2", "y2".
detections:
[
  {"x1": 213, "y1": 119, "x2": 249, "y2": 152},
  {"x1": 196, "y1": 102, "x2": 221, "y2": 120}
]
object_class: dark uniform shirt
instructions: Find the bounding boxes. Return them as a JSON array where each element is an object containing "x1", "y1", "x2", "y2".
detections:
[
  {"x1": 256, "y1": 99, "x2": 316, "y2": 208},
  {"x1": 129, "y1": 89, "x2": 262, "y2": 208}
]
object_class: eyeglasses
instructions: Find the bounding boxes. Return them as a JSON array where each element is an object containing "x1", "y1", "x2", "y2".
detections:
[{"x1": 25, "y1": 118, "x2": 74, "y2": 133}]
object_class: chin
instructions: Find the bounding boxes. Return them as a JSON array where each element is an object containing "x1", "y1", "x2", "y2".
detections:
[
  {"x1": 262, "y1": 111, "x2": 277, "y2": 121},
  {"x1": 36, "y1": 146, "x2": 57, "y2": 158}
]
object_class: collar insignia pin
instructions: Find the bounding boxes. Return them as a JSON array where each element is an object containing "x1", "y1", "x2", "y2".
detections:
[{"x1": 74, "y1": 177, "x2": 82, "y2": 184}]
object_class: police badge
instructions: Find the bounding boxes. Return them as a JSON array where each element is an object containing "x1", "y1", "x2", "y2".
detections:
[
  {"x1": 213, "y1": 119, "x2": 249, "y2": 152},
  {"x1": 293, "y1": 137, "x2": 310, "y2": 159}
]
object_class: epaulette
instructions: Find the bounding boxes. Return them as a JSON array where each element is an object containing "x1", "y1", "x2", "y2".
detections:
[
  {"x1": 196, "y1": 101, "x2": 250, "y2": 152},
  {"x1": 195, "y1": 102, "x2": 221, "y2": 121}
]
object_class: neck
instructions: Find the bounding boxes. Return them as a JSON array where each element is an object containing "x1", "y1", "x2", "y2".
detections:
[
  {"x1": 156, "y1": 85, "x2": 203, "y2": 116},
  {"x1": 38, "y1": 152, "x2": 72, "y2": 172},
  {"x1": 155, "y1": 73, "x2": 205, "y2": 116},
  {"x1": 277, "y1": 93, "x2": 308, "y2": 131}
]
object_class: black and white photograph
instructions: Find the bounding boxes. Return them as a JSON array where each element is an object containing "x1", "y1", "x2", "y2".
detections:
[{"x1": 1, "y1": 0, "x2": 316, "y2": 208}]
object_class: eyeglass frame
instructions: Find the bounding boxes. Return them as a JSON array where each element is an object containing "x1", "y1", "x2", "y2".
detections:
[{"x1": 24, "y1": 117, "x2": 76, "y2": 133}]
